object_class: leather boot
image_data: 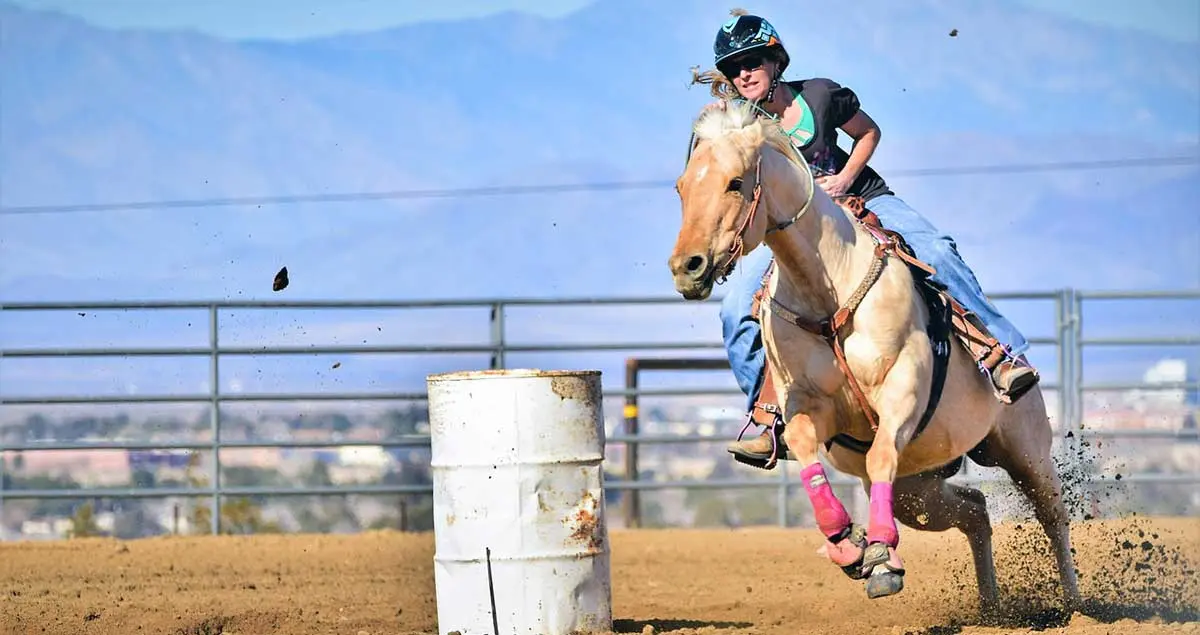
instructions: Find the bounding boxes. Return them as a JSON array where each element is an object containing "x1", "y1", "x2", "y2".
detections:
[
  {"x1": 727, "y1": 361, "x2": 793, "y2": 470},
  {"x1": 990, "y1": 354, "x2": 1040, "y2": 404}
]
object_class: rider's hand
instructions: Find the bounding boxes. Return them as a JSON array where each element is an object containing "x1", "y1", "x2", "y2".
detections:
[{"x1": 816, "y1": 173, "x2": 851, "y2": 198}]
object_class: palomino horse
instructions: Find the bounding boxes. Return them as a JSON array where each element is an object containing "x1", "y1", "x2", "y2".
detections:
[{"x1": 667, "y1": 100, "x2": 1081, "y2": 618}]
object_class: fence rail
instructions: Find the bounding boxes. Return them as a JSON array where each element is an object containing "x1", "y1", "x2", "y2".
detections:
[{"x1": 1, "y1": 288, "x2": 1197, "y2": 534}]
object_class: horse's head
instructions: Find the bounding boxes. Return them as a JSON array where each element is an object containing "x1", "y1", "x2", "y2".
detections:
[{"x1": 668, "y1": 101, "x2": 812, "y2": 301}]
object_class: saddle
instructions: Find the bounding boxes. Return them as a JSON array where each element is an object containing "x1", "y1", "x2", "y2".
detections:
[{"x1": 743, "y1": 195, "x2": 1011, "y2": 456}]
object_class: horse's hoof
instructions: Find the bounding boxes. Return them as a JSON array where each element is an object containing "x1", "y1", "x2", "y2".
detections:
[
  {"x1": 860, "y1": 542, "x2": 905, "y2": 597},
  {"x1": 828, "y1": 524, "x2": 869, "y2": 580},
  {"x1": 865, "y1": 570, "x2": 904, "y2": 599},
  {"x1": 841, "y1": 561, "x2": 868, "y2": 580}
]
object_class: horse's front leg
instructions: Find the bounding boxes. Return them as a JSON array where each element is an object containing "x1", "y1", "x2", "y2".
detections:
[
  {"x1": 781, "y1": 396, "x2": 868, "y2": 579},
  {"x1": 860, "y1": 355, "x2": 926, "y2": 599}
]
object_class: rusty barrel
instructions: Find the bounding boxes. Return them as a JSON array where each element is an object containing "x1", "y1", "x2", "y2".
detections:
[{"x1": 426, "y1": 369, "x2": 612, "y2": 635}]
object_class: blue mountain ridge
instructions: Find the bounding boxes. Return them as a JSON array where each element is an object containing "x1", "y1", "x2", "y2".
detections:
[{"x1": 0, "y1": 0, "x2": 1196, "y2": 402}]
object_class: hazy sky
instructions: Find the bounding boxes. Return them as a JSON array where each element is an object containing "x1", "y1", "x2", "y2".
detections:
[
  {"x1": 1014, "y1": 0, "x2": 1199, "y2": 42},
  {"x1": 4, "y1": 0, "x2": 596, "y2": 39},
  {"x1": 0, "y1": 0, "x2": 1195, "y2": 403},
  {"x1": 7, "y1": 0, "x2": 1198, "y2": 42}
]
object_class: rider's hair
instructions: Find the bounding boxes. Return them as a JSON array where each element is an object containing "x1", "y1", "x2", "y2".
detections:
[
  {"x1": 689, "y1": 48, "x2": 786, "y2": 101},
  {"x1": 690, "y1": 66, "x2": 740, "y2": 100}
]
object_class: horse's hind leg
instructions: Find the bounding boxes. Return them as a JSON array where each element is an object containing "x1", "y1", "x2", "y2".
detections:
[
  {"x1": 975, "y1": 410, "x2": 1082, "y2": 612},
  {"x1": 891, "y1": 462, "x2": 1001, "y2": 620}
]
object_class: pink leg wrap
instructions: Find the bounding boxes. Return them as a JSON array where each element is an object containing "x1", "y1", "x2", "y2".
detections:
[
  {"x1": 801, "y1": 462, "x2": 851, "y2": 539},
  {"x1": 867, "y1": 482, "x2": 899, "y2": 547}
]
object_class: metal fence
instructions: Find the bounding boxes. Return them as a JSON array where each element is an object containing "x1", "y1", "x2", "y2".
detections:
[{"x1": 0, "y1": 288, "x2": 1197, "y2": 535}]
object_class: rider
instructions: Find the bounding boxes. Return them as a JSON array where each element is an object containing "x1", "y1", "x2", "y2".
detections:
[{"x1": 695, "y1": 10, "x2": 1041, "y2": 468}]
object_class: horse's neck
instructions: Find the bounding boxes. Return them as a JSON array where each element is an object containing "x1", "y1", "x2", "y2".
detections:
[{"x1": 763, "y1": 188, "x2": 865, "y2": 319}]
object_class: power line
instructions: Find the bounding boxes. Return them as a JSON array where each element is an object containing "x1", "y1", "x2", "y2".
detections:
[
  {"x1": 0, "y1": 180, "x2": 670, "y2": 216},
  {"x1": 884, "y1": 155, "x2": 1200, "y2": 177},
  {"x1": 1, "y1": 155, "x2": 1197, "y2": 217}
]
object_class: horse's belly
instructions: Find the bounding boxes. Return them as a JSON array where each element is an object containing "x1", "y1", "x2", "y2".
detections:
[
  {"x1": 895, "y1": 427, "x2": 980, "y2": 476},
  {"x1": 822, "y1": 401, "x2": 994, "y2": 479}
]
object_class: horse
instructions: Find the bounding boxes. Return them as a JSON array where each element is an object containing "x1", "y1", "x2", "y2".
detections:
[{"x1": 666, "y1": 100, "x2": 1081, "y2": 619}]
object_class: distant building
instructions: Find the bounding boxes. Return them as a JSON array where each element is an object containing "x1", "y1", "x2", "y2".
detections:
[{"x1": 1126, "y1": 358, "x2": 1190, "y2": 411}]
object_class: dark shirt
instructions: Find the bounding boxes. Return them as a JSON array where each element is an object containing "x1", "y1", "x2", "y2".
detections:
[{"x1": 784, "y1": 78, "x2": 892, "y2": 201}]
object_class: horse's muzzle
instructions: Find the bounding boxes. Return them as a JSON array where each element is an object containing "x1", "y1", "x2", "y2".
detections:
[{"x1": 669, "y1": 251, "x2": 717, "y2": 300}]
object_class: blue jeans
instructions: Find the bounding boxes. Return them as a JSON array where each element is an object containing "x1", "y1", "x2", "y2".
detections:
[{"x1": 719, "y1": 193, "x2": 1030, "y2": 411}]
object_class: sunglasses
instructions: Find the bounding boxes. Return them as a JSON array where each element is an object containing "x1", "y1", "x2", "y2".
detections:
[{"x1": 719, "y1": 53, "x2": 767, "y2": 77}]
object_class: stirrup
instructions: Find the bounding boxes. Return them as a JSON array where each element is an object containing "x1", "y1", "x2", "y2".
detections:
[
  {"x1": 728, "y1": 405, "x2": 790, "y2": 470},
  {"x1": 983, "y1": 354, "x2": 1040, "y2": 405}
]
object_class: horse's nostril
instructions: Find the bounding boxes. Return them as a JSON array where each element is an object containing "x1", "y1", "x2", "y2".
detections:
[{"x1": 685, "y1": 255, "x2": 707, "y2": 274}]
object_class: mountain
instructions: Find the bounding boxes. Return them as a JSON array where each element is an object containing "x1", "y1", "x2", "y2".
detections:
[{"x1": 0, "y1": 0, "x2": 1196, "y2": 402}]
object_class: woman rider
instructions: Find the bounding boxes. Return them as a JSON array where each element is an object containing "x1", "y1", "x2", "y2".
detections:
[{"x1": 693, "y1": 10, "x2": 1040, "y2": 468}]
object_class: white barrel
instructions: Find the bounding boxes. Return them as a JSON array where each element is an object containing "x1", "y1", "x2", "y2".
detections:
[{"x1": 426, "y1": 369, "x2": 612, "y2": 635}]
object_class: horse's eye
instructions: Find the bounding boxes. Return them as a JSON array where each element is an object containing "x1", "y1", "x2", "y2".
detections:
[{"x1": 727, "y1": 177, "x2": 743, "y2": 192}]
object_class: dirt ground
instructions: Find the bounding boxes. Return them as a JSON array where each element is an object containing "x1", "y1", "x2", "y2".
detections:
[{"x1": 0, "y1": 516, "x2": 1196, "y2": 635}]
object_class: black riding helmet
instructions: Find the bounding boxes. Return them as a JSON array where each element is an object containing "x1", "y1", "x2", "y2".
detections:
[{"x1": 713, "y1": 12, "x2": 791, "y2": 80}]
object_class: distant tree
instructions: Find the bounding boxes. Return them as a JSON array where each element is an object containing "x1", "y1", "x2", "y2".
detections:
[
  {"x1": 24, "y1": 414, "x2": 50, "y2": 441},
  {"x1": 131, "y1": 468, "x2": 156, "y2": 489},
  {"x1": 66, "y1": 502, "x2": 103, "y2": 538},
  {"x1": 219, "y1": 497, "x2": 282, "y2": 535}
]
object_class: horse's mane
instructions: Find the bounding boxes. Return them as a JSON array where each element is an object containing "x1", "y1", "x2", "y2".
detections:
[
  {"x1": 691, "y1": 101, "x2": 841, "y2": 237},
  {"x1": 692, "y1": 101, "x2": 807, "y2": 174}
]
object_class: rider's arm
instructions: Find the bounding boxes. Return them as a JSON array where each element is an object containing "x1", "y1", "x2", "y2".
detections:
[
  {"x1": 811, "y1": 78, "x2": 883, "y2": 186},
  {"x1": 838, "y1": 109, "x2": 882, "y2": 184}
]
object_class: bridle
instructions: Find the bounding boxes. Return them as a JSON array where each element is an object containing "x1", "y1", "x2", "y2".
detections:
[
  {"x1": 713, "y1": 143, "x2": 817, "y2": 285},
  {"x1": 682, "y1": 96, "x2": 817, "y2": 286}
]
